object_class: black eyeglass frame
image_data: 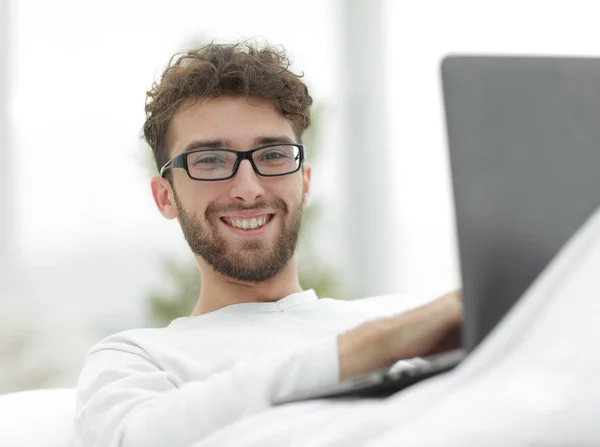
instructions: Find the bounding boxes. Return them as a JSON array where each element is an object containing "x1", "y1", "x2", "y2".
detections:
[{"x1": 159, "y1": 143, "x2": 305, "y2": 181}]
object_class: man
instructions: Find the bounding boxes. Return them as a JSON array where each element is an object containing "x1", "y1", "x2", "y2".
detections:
[{"x1": 75, "y1": 41, "x2": 462, "y2": 446}]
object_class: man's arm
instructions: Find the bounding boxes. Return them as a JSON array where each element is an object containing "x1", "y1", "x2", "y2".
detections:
[
  {"x1": 75, "y1": 291, "x2": 462, "y2": 447},
  {"x1": 75, "y1": 337, "x2": 339, "y2": 447}
]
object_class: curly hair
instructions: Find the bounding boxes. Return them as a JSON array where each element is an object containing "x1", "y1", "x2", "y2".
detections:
[{"x1": 143, "y1": 41, "x2": 313, "y2": 172}]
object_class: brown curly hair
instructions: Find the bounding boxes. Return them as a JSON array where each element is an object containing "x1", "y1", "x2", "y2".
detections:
[{"x1": 143, "y1": 41, "x2": 313, "y2": 172}]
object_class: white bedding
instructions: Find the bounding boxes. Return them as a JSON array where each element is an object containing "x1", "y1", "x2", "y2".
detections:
[{"x1": 195, "y1": 206, "x2": 600, "y2": 447}]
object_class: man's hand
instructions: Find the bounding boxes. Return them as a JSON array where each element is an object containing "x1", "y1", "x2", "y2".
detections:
[{"x1": 338, "y1": 291, "x2": 463, "y2": 381}]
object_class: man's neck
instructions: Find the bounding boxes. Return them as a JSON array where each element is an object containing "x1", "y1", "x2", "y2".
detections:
[{"x1": 192, "y1": 257, "x2": 303, "y2": 315}]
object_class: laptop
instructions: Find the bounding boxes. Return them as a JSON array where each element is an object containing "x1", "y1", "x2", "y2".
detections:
[{"x1": 274, "y1": 56, "x2": 600, "y2": 405}]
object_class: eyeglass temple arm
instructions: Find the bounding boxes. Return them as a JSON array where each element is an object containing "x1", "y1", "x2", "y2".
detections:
[{"x1": 160, "y1": 159, "x2": 174, "y2": 177}]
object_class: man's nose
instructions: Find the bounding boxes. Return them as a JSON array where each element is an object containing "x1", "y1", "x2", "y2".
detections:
[{"x1": 228, "y1": 160, "x2": 265, "y2": 203}]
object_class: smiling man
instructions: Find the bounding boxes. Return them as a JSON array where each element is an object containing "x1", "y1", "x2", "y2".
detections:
[{"x1": 75, "y1": 42, "x2": 461, "y2": 447}]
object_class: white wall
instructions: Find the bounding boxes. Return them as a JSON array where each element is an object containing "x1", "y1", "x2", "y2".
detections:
[{"x1": 0, "y1": 0, "x2": 12, "y2": 296}]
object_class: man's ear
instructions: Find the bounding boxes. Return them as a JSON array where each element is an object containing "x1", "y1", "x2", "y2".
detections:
[
  {"x1": 302, "y1": 163, "x2": 312, "y2": 210},
  {"x1": 151, "y1": 176, "x2": 179, "y2": 219}
]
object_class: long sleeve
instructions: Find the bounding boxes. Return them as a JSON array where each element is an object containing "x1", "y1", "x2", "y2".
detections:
[{"x1": 74, "y1": 337, "x2": 339, "y2": 447}]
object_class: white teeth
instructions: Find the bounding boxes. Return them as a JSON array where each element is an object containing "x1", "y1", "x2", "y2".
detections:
[{"x1": 229, "y1": 216, "x2": 269, "y2": 230}]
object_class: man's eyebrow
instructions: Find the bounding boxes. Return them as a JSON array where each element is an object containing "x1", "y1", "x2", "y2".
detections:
[
  {"x1": 182, "y1": 140, "x2": 229, "y2": 152},
  {"x1": 254, "y1": 136, "x2": 296, "y2": 146}
]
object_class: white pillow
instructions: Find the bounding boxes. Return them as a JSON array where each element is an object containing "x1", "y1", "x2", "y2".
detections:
[{"x1": 0, "y1": 388, "x2": 75, "y2": 447}]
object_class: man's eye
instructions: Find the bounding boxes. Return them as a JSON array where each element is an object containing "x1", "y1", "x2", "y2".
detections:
[
  {"x1": 198, "y1": 156, "x2": 224, "y2": 164},
  {"x1": 190, "y1": 154, "x2": 227, "y2": 165},
  {"x1": 261, "y1": 150, "x2": 290, "y2": 161}
]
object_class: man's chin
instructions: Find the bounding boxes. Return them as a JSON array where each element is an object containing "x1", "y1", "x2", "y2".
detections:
[
  {"x1": 217, "y1": 264, "x2": 281, "y2": 283},
  {"x1": 227, "y1": 250, "x2": 271, "y2": 269},
  {"x1": 235, "y1": 238, "x2": 266, "y2": 250},
  {"x1": 214, "y1": 248, "x2": 287, "y2": 282}
]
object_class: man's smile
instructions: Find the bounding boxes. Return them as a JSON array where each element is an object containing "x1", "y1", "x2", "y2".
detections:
[{"x1": 220, "y1": 213, "x2": 275, "y2": 235}]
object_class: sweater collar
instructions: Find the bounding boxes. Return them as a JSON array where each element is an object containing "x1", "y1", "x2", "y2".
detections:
[
  {"x1": 215, "y1": 289, "x2": 319, "y2": 314},
  {"x1": 170, "y1": 289, "x2": 319, "y2": 325}
]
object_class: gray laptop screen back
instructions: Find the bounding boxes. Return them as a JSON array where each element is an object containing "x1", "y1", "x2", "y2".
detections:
[{"x1": 442, "y1": 56, "x2": 600, "y2": 352}]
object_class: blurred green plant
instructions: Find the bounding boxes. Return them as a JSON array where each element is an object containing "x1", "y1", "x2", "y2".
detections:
[{"x1": 144, "y1": 41, "x2": 346, "y2": 326}]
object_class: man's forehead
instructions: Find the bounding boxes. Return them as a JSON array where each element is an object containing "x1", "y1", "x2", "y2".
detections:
[{"x1": 167, "y1": 97, "x2": 296, "y2": 156}]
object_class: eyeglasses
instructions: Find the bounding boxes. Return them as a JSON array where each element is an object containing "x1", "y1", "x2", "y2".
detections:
[{"x1": 160, "y1": 143, "x2": 305, "y2": 181}]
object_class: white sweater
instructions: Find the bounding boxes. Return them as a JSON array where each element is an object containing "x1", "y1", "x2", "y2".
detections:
[{"x1": 75, "y1": 290, "x2": 427, "y2": 447}]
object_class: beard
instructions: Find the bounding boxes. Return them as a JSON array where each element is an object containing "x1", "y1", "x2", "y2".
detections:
[{"x1": 174, "y1": 193, "x2": 303, "y2": 282}]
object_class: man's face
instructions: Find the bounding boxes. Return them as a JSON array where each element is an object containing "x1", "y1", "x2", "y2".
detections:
[{"x1": 154, "y1": 96, "x2": 311, "y2": 282}]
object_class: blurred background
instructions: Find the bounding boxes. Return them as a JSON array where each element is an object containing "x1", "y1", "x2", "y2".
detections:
[{"x1": 1, "y1": 0, "x2": 597, "y2": 393}]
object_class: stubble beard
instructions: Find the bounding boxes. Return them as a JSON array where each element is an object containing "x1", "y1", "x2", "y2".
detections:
[{"x1": 174, "y1": 193, "x2": 303, "y2": 282}]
